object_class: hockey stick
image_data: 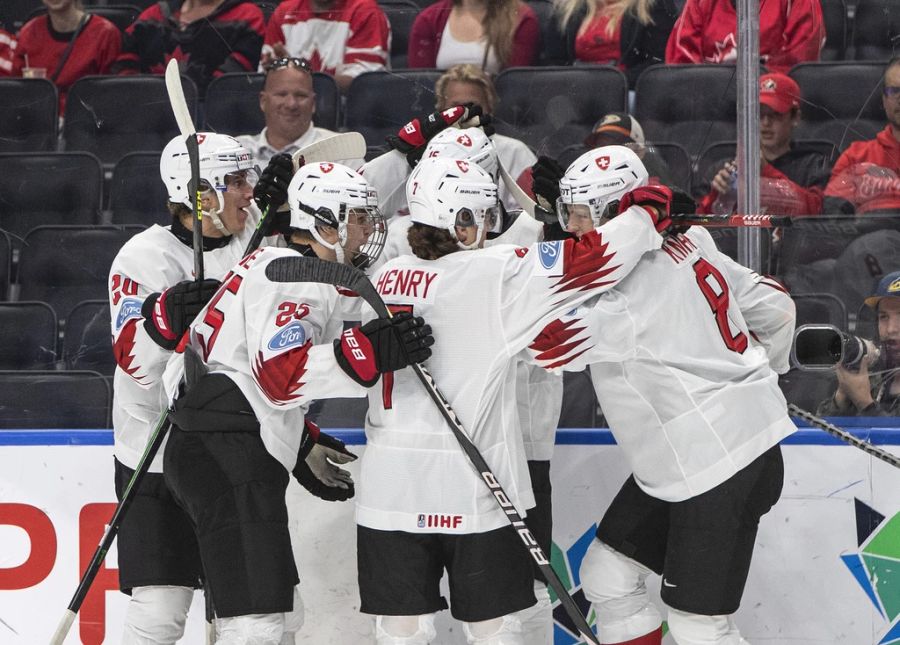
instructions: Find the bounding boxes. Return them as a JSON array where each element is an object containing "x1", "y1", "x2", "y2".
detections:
[
  {"x1": 165, "y1": 58, "x2": 204, "y2": 280},
  {"x1": 265, "y1": 256, "x2": 603, "y2": 645},
  {"x1": 50, "y1": 410, "x2": 173, "y2": 645},
  {"x1": 788, "y1": 404, "x2": 900, "y2": 469},
  {"x1": 243, "y1": 132, "x2": 369, "y2": 256}
]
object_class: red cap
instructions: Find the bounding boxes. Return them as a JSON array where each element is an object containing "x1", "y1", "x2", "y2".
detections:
[{"x1": 759, "y1": 73, "x2": 801, "y2": 113}]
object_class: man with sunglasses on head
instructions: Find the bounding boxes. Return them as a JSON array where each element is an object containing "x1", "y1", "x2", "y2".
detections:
[
  {"x1": 825, "y1": 57, "x2": 900, "y2": 215},
  {"x1": 108, "y1": 132, "x2": 293, "y2": 644},
  {"x1": 238, "y1": 57, "x2": 362, "y2": 168}
]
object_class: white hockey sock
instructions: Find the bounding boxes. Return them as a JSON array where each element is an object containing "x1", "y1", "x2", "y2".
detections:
[{"x1": 121, "y1": 585, "x2": 193, "y2": 645}]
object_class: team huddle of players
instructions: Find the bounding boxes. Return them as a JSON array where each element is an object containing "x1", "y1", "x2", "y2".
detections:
[{"x1": 108, "y1": 105, "x2": 796, "y2": 645}]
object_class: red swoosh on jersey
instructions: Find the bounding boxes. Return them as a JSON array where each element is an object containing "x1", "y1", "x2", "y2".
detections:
[
  {"x1": 529, "y1": 318, "x2": 593, "y2": 369},
  {"x1": 113, "y1": 319, "x2": 149, "y2": 384},
  {"x1": 553, "y1": 230, "x2": 621, "y2": 298},
  {"x1": 252, "y1": 343, "x2": 311, "y2": 406}
]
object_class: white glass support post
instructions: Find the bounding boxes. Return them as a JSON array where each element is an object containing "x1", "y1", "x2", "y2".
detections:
[{"x1": 736, "y1": 0, "x2": 762, "y2": 271}]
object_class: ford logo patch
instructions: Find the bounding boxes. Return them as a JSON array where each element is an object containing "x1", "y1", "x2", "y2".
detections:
[
  {"x1": 116, "y1": 298, "x2": 142, "y2": 330},
  {"x1": 538, "y1": 241, "x2": 560, "y2": 270},
  {"x1": 267, "y1": 321, "x2": 307, "y2": 351}
]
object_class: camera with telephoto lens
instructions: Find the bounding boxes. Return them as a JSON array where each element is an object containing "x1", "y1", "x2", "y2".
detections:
[{"x1": 792, "y1": 324, "x2": 881, "y2": 372}]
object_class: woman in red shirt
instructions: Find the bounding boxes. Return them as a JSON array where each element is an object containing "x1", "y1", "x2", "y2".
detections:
[
  {"x1": 12, "y1": 0, "x2": 121, "y2": 115},
  {"x1": 408, "y1": 0, "x2": 539, "y2": 73},
  {"x1": 555, "y1": 0, "x2": 678, "y2": 88}
]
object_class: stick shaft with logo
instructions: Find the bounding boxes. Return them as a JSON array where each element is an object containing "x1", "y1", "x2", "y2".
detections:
[{"x1": 264, "y1": 255, "x2": 603, "y2": 645}]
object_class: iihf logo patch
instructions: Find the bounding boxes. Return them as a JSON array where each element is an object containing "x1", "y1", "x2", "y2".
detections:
[
  {"x1": 319, "y1": 162, "x2": 334, "y2": 173},
  {"x1": 456, "y1": 134, "x2": 472, "y2": 147}
]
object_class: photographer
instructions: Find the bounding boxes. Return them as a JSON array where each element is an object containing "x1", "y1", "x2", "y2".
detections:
[{"x1": 817, "y1": 270, "x2": 900, "y2": 416}]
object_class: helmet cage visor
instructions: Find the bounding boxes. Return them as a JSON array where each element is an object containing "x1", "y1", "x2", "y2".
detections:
[{"x1": 455, "y1": 205, "x2": 502, "y2": 234}]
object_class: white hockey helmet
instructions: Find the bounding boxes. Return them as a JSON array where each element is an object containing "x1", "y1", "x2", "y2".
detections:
[
  {"x1": 160, "y1": 132, "x2": 259, "y2": 233},
  {"x1": 421, "y1": 126, "x2": 499, "y2": 181},
  {"x1": 557, "y1": 145, "x2": 649, "y2": 229},
  {"x1": 287, "y1": 161, "x2": 386, "y2": 268},
  {"x1": 407, "y1": 156, "x2": 500, "y2": 250}
]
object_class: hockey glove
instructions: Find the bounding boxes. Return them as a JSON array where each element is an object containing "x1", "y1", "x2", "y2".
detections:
[
  {"x1": 668, "y1": 187, "x2": 697, "y2": 236},
  {"x1": 142, "y1": 279, "x2": 221, "y2": 350},
  {"x1": 254, "y1": 152, "x2": 293, "y2": 215},
  {"x1": 531, "y1": 155, "x2": 565, "y2": 214},
  {"x1": 333, "y1": 312, "x2": 434, "y2": 387},
  {"x1": 617, "y1": 185, "x2": 674, "y2": 234},
  {"x1": 386, "y1": 103, "x2": 492, "y2": 167},
  {"x1": 294, "y1": 420, "x2": 357, "y2": 502}
]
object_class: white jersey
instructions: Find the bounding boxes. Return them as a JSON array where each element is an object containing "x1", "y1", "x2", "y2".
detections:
[
  {"x1": 529, "y1": 226, "x2": 797, "y2": 502},
  {"x1": 109, "y1": 223, "x2": 258, "y2": 472},
  {"x1": 162, "y1": 247, "x2": 368, "y2": 472},
  {"x1": 356, "y1": 207, "x2": 663, "y2": 534},
  {"x1": 359, "y1": 134, "x2": 537, "y2": 220}
]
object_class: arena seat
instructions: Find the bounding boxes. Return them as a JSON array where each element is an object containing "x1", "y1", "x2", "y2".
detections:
[
  {"x1": 0, "y1": 0, "x2": 41, "y2": 30},
  {"x1": 525, "y1": 0, "x2": 570, "y2": 66},
  {"x1": 792, "y1": 292, "x2": 849, "y2": 329},
  {"x1": 25, "y1": 4, "x2": 141, "y2": 31},
  {"x1": 493, "y1": 66, "x2": 628, "y2": 157},
  {"x1": 63, "y1": 300, "x2": 115, "y2": 375},
  {"x1": 852, "y1": 0, "x2": 900, "y2": 61},
  {"x1": 0, "y1": 152, "x2": 103, "y2": 244},
  {"x1": 0, "y1": 370, "x2": 111, "y2": 429},
  {"x1": 779, "y1": 369, "x2": 836, "y2": 412},
  {"x1": 345, "y1": 70, "x2": 442, "y2": 148},
  {"x1": 109, "y1": 152, "x2": 170, "y2": 227},
  {"x1": 63, "y1": 75, "x2": 199, "y2": 167},
  {"x1": 820, "y1": 0, "x2": 848, "y2": 61},
  {"x1": 0, "y1": 302, "x2": 57, "y2": 370},
  {"x1": 789, "y1": 63, "x2": 885, "y2": 150},
  {"x1": 17, "y1": 225, "x2": 144, "y2": 319},
  {"x1": 634, "y1": 64, "x2": 737, "y2": 157},
  {"x1": 204, "y1": 72, "x2": 340, "y2": 135},
  {"x1": 0, "y1": 79, "x2": 58, "y2": 153}
]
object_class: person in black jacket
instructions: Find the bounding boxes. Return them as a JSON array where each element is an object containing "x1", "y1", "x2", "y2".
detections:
[{"x1": 553, "y1": 0, "x2": 678, "y2": 88}]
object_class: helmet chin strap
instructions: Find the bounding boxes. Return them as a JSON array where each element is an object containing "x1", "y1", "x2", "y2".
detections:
[
  {"x1": 309, "y1": 225, "x2": 347, "y2": 264},
  {"x1": 198, "y1": 188, "x2": 231, "y2": 234},
  {"x1": 453, "y1": 221, "x2": 485, "y2": 251}
]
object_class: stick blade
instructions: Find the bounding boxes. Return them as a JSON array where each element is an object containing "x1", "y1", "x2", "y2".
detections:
[
  {"x1": 164, "y1": 59, "x2": 195, "y2": 137},
  {"x1": 291, "y1": 132, "x2": 367, "y2": 168},
  {"x1": 265, "y1": 256, "x2": 387, "y2": 316}
]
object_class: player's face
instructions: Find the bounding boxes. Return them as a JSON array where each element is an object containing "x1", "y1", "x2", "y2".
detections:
[
  {"x1": 877, "y1": 298, "x2": 900, "y2": 366},
  {"x1": 260, "y1": 67, "x2": 316, "y2": 139},
  {"x1": 343, "y1": 209, "x2": 375, "y2": 256},
  {"x1": 219, "y1": 170, "x2": 257, "y2": 233},
  {"x1": 883, "y1": 65, "x2": 900, "y2": 131},
  {"x1": 438, "y1": 81, "x2": 490, "y2": 115},
  {"x1": 564, "y1": 204, "x2": 595, "y2": 238},
  {"x1": 759, "y1": 106, "x2": 796, "y2": 154}
]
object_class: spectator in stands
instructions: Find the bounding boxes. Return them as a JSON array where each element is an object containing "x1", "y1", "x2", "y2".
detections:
[
  {"x1": 237, "y1": 57, "x2": 340, "y2": 166},
  {"x1": 408, "y1": 0, "x2": 539, "y2": 73},
  {"x1": 824, "y1": 57, "x2": 900, "y2": 215},
  {"x1": 665, "y1": 0, "x2": 824, "y2": 74},
  {"x1": 11, "y1": 0, "x2": 121, "y2": 114},
  {"x1": 263, "y1": 0, "x2": 390, "y2": 92},
  {"x1": 112, "y1": 0, "x2": 264, "y2": 96},
  {"x1": 699, "y1": 72, "x2": 832, "y2": 216},
  {"x1": 553, "y1": 0, "x2": 678, "y2": 88},
  {"x1": 0, "y1": 27, "x2": 15, "y2": 77},
  {"x1": 817, "y1": 270, "x2": 900, "y2": 416}
]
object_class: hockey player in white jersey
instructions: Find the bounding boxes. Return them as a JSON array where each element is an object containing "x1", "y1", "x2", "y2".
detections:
[
  {"x1": 355, "y1": 155, "x2": 674, "y2": 645},
  {"x1": 528, "y1": 146, "x2": 796, "y2": 645},
  {"x1": 160, "y1": 162, "x2": 433, "y2": 645},
  {"x1": 109, "y1": 132, "x2": 296, "y2": 644}
]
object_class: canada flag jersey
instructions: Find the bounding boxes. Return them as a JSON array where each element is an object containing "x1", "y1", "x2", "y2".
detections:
[
  {"x1": 356, "y1": 206, "x2": 663, "y2": 534},
  {"x1": 109, "y1": 223, "x2": 258, "y2": 472},
  {"x1": 528, "y1": 227, "x2": 797, "y2": 502},
  {"x1": 162, "y1": 247, "x2": 369, "y2": 471}
]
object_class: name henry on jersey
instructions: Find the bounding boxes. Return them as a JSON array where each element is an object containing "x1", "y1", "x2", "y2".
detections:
[{"x1": 375, "y1": 268, "x2": 439, "y2": 301}]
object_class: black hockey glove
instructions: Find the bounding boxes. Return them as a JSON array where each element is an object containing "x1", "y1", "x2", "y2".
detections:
[
  {"x1": 333, "y1": 312, "x2": 434, "y2": 387},
  {"x1": 669, "y1": 187, "x2": 697, "y2": 236},
  {"x1": 386, "y1": 103, "x2": 492, "y2": 167},
  {"x1": 142, "y1": 279, "x2": 221, "y2": 350},
  {"x1": 294, "y1": 420, "x2": 357, "y2": 502},
  {"x1": 254, "y1": 152, "x2": 293, "y2": 215},
  {"x1": 617, "y1": 185, "x2": 674, "y2": 234},
  {"x1": 531, "y1": 155, "x2": 565, "y2": 214}
]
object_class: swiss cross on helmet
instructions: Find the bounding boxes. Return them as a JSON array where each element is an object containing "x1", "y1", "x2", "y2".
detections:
[
  {"x1": 557, "y1": 145, "x2": 649, "y2": 229},
  {"x1": 287, "y1": 162, "x2": 386, "y2": 267},
  {"x1": 421, "y1": 126, "x2": 499, "y2": 181}
]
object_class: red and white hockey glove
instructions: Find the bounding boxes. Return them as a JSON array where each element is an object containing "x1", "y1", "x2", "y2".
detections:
[
  {"x1": 294, "y1": 420, "x2": 357, "y2": 502},
  {"x1": 333, "y1": 312, "x2": 434, "y2": 387},
  {"x1": 142, "y1": 279, "x2": 221, "y2": 350},
  {"x1": 617, "y1": 185, "x2": 674, "y2": 234},
  {"x1": 386, "y1": 103, "x2": 492, "y2": 167}
]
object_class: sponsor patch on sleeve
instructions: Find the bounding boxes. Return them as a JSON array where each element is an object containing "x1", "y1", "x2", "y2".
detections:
[
  {"x1": 115, "y1": 298, "x2": 143, "y2": 330},
  {"x1": 267, "y1": 321, "x2": 308, "y2": 353},
  {"x1": 537, "y1": 241, "x2": 561, "y2": 270}
]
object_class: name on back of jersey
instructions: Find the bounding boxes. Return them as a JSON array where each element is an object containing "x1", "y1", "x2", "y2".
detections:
[{"x1": 375, "y1": 267, "x2": 439, "y2": 302}]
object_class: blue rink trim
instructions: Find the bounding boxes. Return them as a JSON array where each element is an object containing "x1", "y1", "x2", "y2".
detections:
[{"x1": 2, "y1": 419, "x2": 900, "y2": 446}]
